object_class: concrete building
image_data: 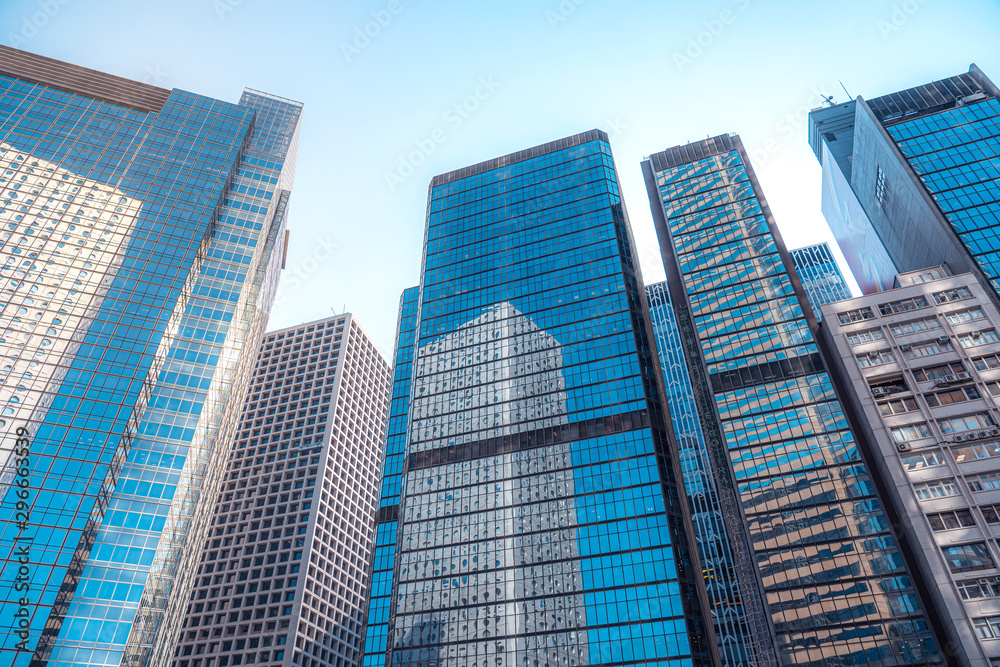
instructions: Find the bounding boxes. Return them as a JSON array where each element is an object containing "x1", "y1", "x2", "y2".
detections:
[
  {"x1": 822, "y1": 266, "x2": 1000, "y2": 667},
  {"x1": 170, "y1": 315, "x2": 391, "y2": 667},
  {"x1": 807, "y1": 66, "x2": 999, "y2": 302}
]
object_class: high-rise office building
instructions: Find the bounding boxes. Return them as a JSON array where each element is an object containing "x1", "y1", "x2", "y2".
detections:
[
  {"x1": 822, "y1": 265, "x2": 1000, "y2": 667},
  {"x1": 642, "y1": 133, "x2": 948, "y2": 666},
  {"x1": 372, "y1": 130, "x2": 718, "y2": 666},
  {"x1": 0, "y1": 47, "x2": 301, "y2": 667},
  {"x1": 171, "y1": 314, "x2": 392, "y2": 667},
  {"x1": 645, "y1": 282, "x2": 757, "y2": 667},
  {"x1": 807, "y1": 66, "x2": 999, "y2": 301},
  {"x1": 360, "y1": 287, "x2": 417, "y2": 667},
  {"x1": 789, "y1": 242, "x2": 853, "y2": 320}
]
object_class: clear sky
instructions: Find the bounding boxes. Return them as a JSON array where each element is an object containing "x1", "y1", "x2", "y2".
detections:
[{"x1": 3, "y1": 0, "x2": 998, "y2": 355}]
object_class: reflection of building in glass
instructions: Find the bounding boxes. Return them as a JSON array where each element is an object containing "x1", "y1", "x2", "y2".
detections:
[
  {"x1": 643, "y1": 134, "x2": 946, "y2": 666},
  {"x1": 807, "y1": 66, "x2": 999, "y2": 302},
  {"x1": 822, "y1": 266, "x2": 1000, "y2": 667},
  {"x1": 0, "y1": 46, "x2": 299, "y2": 667},
  {"x1": 789, "y1": 243, "x2": 853, "y2": 320},
  {"x1": 372, "y1": 130, "x2": 716, "y2": 667},
  {"x1": 646, "y1": 281, "x2": 754, "y2": 667},
  {"x1": 173, "y1": 315, "x2": 392, "y2": 667},
  {"x1": 410, "y1": 301, "x2": 568, "y2": 449}
]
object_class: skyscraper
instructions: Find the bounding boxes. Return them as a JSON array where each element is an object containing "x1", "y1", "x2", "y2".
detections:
[
  {"x1": 172, "y1": 314, "x2": 392, "y2": 667},
  {"x1": 807, "y1": 65, "x2": 999, "y2": 301},
  {"x1": 0, "y1": 47, "x2": 300, "y2": 667},
  {"x1": 360, "y1": 287, "x2": 417, "y2": 667},
  {"x1": 642, "y1": 133, "x2": 947, "y2": 666},
  {"x1": 373, "y1": 130, "x2": 717, "y2": 666},
  {"x1": 645, "y1": 282, "x2": 759, "y2": 667},
  {"x1": 789, "y1": 242, "x2": 853, "y2": 320},
  {"x1": 821, "y1": 264, "x2": 1000, "y2": 667}
]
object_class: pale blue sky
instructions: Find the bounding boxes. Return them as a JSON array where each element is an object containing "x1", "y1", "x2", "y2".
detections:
[{"x1": 4, "y1": 0, "x2": 998, "y2": 354}]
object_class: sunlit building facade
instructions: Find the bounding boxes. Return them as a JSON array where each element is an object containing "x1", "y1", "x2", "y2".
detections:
[
  {"x1": 0, "y1": 46, "x2": 300, "y2": 667},
  {"x1": 807, "y1": 66, "x2": 1000, "y2": 302},
  {"x1": 172, "y1": 314, "x2": 392, "y2": 667},
  {"x1": 789, "y1": 243, "x2": 853, "y2": 320},
  {"x1": 646, "y1": 281, "x2": 756, "y2": 667},
  {"x1": 822, "y1": 265, "x2": 1000, "y2": 667},
  {"x1": 642, "y1": 134, "x2": 947, "y2": 666},
  {"x1": 375, "y1": 130, "x2": 717, "y2": 666}
]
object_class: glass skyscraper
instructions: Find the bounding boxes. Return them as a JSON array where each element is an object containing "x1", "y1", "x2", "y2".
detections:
[
  {"x1": 0, "y1": 46, "x2": 300, "y2": 667},
  {"x1": 788, "y1": 243, "x2": 853, "y2": 320},
  {"x1": 807, "y1": 65, "x2": 999, "y2": 300},
  {"x1": 372, "y1": 130, "x2": 717, "y2": 666},
  {"x1": 642, "y1": 134, "x2": 946, "y2": 666},
  {"x1": 362, "y1": 287, "x2": 418, "y2": 667},
  {"x1": 645, "y1": 282, "x2": 759, "y2": 667}
]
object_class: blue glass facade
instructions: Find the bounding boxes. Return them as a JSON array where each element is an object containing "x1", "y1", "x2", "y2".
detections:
[
  {"x1": 885, "y1": 96, "x2": 1000, "y2": 291},
  {"x1": 788, "y1": 243, "x2": 853, "y2": 320},
  {"x1": 362, "y1": 287, "x2": 418, "y2": 667},
  {"x1": 375, "y1": 130, "x2": 714, "y2": 667},
  {"x1": 645, "y1": 282, "x2": 754, "y2": 667},
  {"x1": 643, "y1": 135, "x2": 943, "y2": 666},
  {"x1": 0, "y1": 49, "x2": 299, "y2": 667}
]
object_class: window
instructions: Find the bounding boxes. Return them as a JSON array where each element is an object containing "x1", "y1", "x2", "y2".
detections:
[
  {"x1": 925, "y1": 386, "x2": 981, "y2": 407},
  {"x1": 900, "y1": 449, "x2": 945, "y2": 471},
  {"x1": 858, "y1": 350, "x2": 896, "y2": 368},
  {"x1": 933, "y1": 287, "x2": 973, "y2": 304},
  {"x1": 910, "y1": 269, "x2": 943, "y2": 284},
  {"x1": 878, "y1": 397, "x2": 918, "y2": 416},
  {"x1": 954, "y1": 442, "x2": 1000, "y2": 463},
  {"x1": 946, "y1": 307, "x2": 987, "y2": 325},
  {"x1": 958, "y1": 329, "x2": 1000, "y2": 348},
  {"x1": 890, "y1": 423, "x2": 932, "y2": 443},
  {"x1": 848, "y1": 328, "x2": 885, "y2": 345},
  {"x1": 879, "y1": 296, "x2": 929, "y2": 316},
  {"x1": 913, "y1": 478, "x2": 961, "y2": 500},
  {"x1": 913, "y1": 361, "x2": 966, "y2": 382},
  {"x1": 968, "y1": 472, "x2": 1000, "y2": 492},
  {"x1": 942, "y1": 542, "x2": 995, "y2": 573},
  {"x1": 957, "y1": 580, "x2": 1000, "y2": 601},
  {"x1": 839, "y1": 307, "x2": 875, "y2": 325},
  {"x1": 889, "y1": 316, "x2": 941, "y2": 336},
  {"x1": 875, "y1": 166, "x2": 886, "y2": 205},
  {"x1": 938, "y1": 412, "x2": 995, "y2": 434},
  {"x1": 974, "y1": 616, "x2": 1000, "y2": 640},
  {"x1": 981, "y1": 505, "x2": 1000, "y2": 524},
  {"x1": 927, "y1": 509, "x2": 976, "y2": 531},
  {"x1": 901, "y1": 338, "x2": 952, "y2": 359},
  {"x1": 988, "y1": 381, "x2": 1000, "y2": 397},
  {"x1": 975, "y1": 354, "x2": 1000, "y2": 372}
]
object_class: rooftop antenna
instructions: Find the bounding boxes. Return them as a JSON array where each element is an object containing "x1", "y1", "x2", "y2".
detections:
[
  {"x1": 821, "y1": 94, "x2": 836, "y2": 107},
  {"x1": 839, "y1": 80, "x2": 853, "y2": 100}
]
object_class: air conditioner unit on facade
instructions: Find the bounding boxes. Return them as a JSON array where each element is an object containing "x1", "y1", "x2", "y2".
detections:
[
  {"x1": 936, "y1": 374, "x2": 957, "y2": 386},
  {"x1": 939, "y1": 335, "x2": 951, "y2": 343},
  {"x1": 869, "y1": 350, "x2": 881, "y2": 358},
  {"x1": 900, "y1": 344, "x2": 912, "y2": 351},
  {"x1": 897, "y1": 442, "x2": 911, "y2": 452},
  {"x1": 956, "y1": 372, "x2": 972, "y2": 381}
]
